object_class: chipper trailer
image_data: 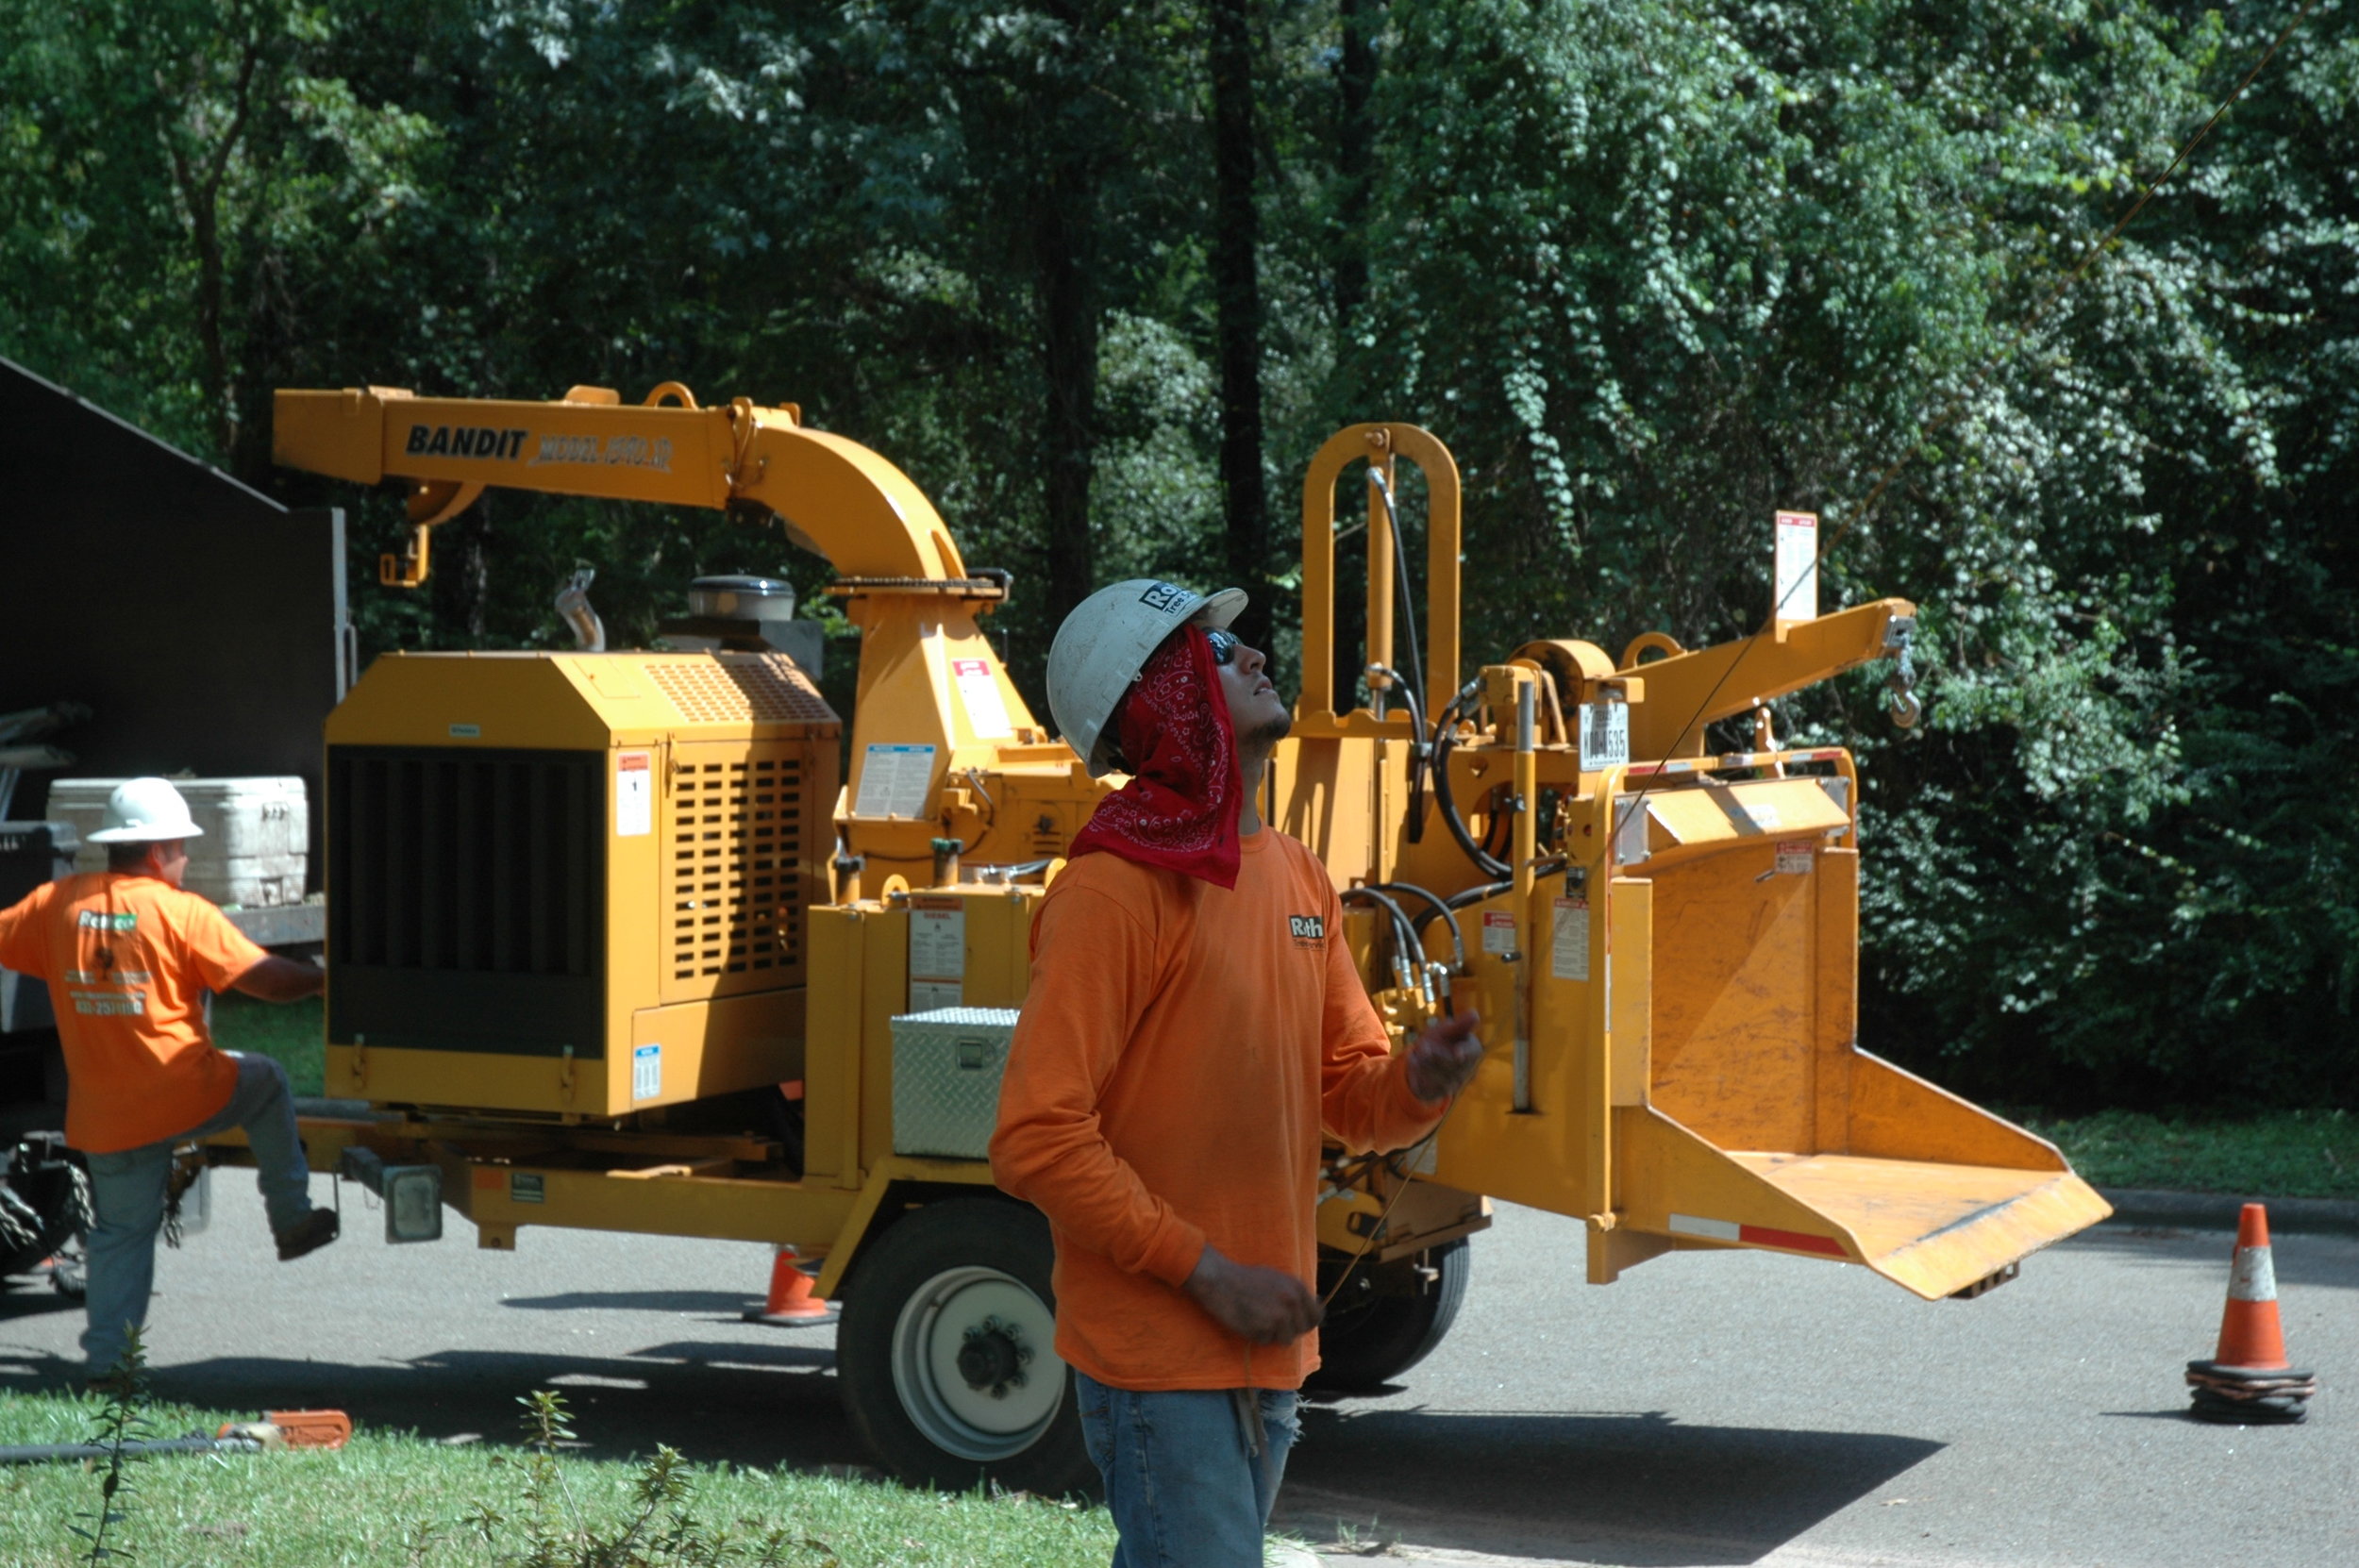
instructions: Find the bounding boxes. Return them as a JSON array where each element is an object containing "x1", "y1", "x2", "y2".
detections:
[{"x1": 244, "y1": 382, "x2": 2110, "y2": 1493}]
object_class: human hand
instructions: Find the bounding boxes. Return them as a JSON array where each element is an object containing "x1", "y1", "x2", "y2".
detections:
[
  {"x1": 1404, "y1": 1008, "x2": 1483, "y2": 1103},
  {"x1": 1183, "y1": 1245, "x2": 1322, "y2": 1345}
]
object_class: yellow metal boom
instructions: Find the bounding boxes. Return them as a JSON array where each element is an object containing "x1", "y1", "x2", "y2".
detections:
[
  {"x1": 275, "y1": 382, "x2": 968, "y2": 587},
  {"x1": 275, "y1": 382, "x2": 1107, "y2": 880}
]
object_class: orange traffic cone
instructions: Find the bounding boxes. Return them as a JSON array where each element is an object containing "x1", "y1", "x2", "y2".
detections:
[
  {"x1": 2186, "y1": 1203, "x2": 2316, "y2": 1424},
  {"x1": 744, "y1": 1247, "x2": 835, "y2": 1326}
]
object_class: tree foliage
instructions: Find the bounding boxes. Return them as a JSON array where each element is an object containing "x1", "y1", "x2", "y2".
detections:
[{"x1": 2, "y1": 0, "x2": 2352, "y2": 1108}]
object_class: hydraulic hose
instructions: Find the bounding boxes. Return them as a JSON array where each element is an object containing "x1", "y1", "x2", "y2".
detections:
[
  {"x1": 1340, "y1": 886, "x2": 1425, "y2": 996},
  {"x1": 1368, "y1": 661, "x2": 1432, "y2": 843},
  {"x1": 1359, "y1": 880, "x2": 1466, "y2": 973},
  {"x1": 1366, "y1": 472, "x2": 1428, "y2": 719},
  {"x1": 1430, "y1": 682, "x2": 1509, "y2": 879},
  {"x1": 1409, "y1": 862, "x2": 1570, "y2": 939}
]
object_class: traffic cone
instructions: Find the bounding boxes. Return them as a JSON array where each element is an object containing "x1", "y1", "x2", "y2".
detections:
[
  {"x1": 743, "y1": 1247, "x2": 835, "y2": 1326},
  {"x1": 2185, "y1": 1203, "x2": 2316, "y2": 1424}
]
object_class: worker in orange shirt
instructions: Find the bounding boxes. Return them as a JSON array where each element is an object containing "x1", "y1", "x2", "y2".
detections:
[
  {"x1": 0, "y1": 778, "x2": 338, "y2": 1376},
  {"x1": 993, "y1": 581, "x2": 1483, "y2": 1564}
]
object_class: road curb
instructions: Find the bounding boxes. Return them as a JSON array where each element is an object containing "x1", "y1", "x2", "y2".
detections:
[{"x1": 2097, "y1": 1187, "x2": 2359, "y2": 1237}]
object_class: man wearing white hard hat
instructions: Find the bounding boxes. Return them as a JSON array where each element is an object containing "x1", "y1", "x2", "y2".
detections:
[
  {"x1": 0, "y1": 776, "x2": 336, "y2": 1375},
  {"x1": 993, "y1": 581, "x2": 1484, "y2": 1563}
]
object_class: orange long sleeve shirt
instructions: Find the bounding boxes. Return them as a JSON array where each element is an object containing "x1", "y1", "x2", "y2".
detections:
[
  {"x1": 0, "y1": 872, "x2": 265, "y2": 1154},
  {"x1": 989, "y1": 827, "x2": 1443, "y2": 1392}
]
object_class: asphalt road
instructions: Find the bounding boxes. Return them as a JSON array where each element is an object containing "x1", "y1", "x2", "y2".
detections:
[{"x1": 3, "y1": 1178, "x2": 2352, "y2": 1568}]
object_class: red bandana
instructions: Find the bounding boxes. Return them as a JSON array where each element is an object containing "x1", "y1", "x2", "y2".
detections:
[{"x1": 1066, "y1": 625, "x2": 1243, "y2": 889}]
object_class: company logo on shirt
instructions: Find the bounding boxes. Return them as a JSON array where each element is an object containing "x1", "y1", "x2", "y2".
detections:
[
  {"x1": 77, "y1": 911, "x2": 137, "y2": 931},
  {"x1": 1287, "y1": 914, "x2": 1325, "y2": 946}
]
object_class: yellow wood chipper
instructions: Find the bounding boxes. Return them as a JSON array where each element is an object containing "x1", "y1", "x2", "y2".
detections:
[{"x1": 248, "y1": 382, "x2": 2109, "y2": 1493}]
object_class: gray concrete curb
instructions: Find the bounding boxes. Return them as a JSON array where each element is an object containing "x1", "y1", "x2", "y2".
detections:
[{"x1": 2096, "y1": 1187, "x2": 2359, "y2": 1237}]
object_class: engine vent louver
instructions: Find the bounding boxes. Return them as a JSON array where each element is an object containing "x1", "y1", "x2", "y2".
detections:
[
  {"x1": 329, "y1": 748, "x2": 604, "y2": 978},
  {"x1": 665, "y1": 746, "x2": 805, "y2": 996},
  {"x1": 648, "y1": 655, "x2": 835, "y2": 725}
]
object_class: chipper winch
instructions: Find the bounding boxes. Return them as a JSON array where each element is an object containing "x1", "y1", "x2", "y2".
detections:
[{"x1": 234, "y1": 382, "x2": 2108, "y2": 1492}]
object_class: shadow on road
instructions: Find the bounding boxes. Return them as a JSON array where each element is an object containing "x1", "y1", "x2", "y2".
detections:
[
  {"x1": 2070, "y1": 1224, "x2": 2359, "y2": 1291},
  {"x1": 1280, "y1": 1402, "x2": 1943, "y2": 1566},
  {"x1": 0, "y1": 1282, "x2": 77, "y2": 1327},
  {"x1": 0, "y1": 1340, "x2": 874, "y2": 1476}
]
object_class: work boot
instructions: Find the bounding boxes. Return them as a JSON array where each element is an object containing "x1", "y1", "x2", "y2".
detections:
[{"x1": 274, "y1": 1208, "x2": 339, "y2": 1262}]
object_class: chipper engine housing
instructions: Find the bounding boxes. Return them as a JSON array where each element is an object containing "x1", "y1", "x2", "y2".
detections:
[{"x1": 323, "y1": 648, "x2": 840, "y2": 1117}]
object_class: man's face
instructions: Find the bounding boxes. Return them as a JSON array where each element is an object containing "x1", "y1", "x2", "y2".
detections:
[
  {"x1": 1212, "y1": 629, "x2": 1292, "y2": 749},
  {"x1": 151, "y1": 840, "x2": 189, "y2": 888}
]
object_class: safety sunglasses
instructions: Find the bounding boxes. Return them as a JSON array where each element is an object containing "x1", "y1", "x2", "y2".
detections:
[{"x1": 1204, "y1": 627, "x2": 1242, "y2": 666}]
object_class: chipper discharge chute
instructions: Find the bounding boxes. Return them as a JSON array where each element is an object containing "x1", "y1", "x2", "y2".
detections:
[{"x1": 1280, "y1": 424, "x2": 2110, "y2": 1304}]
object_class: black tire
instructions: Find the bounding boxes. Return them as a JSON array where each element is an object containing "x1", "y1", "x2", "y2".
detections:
[
  {"x1": 1307, "y1": 1236, "x2": 1471, "y2": 1393},
  {"x1": 836, "y1": 1197, "x2": 1097, "y2": 1497},
  {"x1": 0, "y1": 1134, "x2": 86, "y2": 1280}
]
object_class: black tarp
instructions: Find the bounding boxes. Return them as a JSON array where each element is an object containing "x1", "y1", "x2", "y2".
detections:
[{"x1": 0, "y1": 356, "x2": 347, "y2": 876}]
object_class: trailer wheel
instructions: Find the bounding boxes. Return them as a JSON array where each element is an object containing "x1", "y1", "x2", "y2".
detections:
[
  {"x1": 1308, "y1": 1237, "x2": 1471, "y2": 1393},
  {"x1": 836, "y1": 1198, "x2": 1096, "y2": 1497},
  {"x1": 0, "y1": 1134, "x2": 86, "y2": 1281}
]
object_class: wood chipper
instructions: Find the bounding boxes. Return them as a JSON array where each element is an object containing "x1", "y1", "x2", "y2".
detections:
[{"x1": 247, "y1": 383, "x2": 2108, "y2": 1494}]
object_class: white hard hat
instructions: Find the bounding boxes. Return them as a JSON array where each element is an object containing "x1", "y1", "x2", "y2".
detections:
[
  {"x1": 1046, "y1": 578, "x2": 1246, "y2": 777},
  {"x1": 85, "y1": 777, "x2": 205, "y2": 843}
]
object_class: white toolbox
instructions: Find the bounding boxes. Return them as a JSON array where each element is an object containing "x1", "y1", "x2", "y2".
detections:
[
  {"x1": 891, "y1": 1007, "x2": 1021, "y2": 1160},
  {"x1": 47, "y1": 776, "x2": 309, "y2": 908}
]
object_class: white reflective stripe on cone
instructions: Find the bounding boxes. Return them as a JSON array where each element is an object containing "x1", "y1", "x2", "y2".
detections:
[{"x1": 2228, "y1": 1245, "x2": 2279, "y2": 1303}]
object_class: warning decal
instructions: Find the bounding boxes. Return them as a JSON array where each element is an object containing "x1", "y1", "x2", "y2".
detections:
[
  {"x1": 952, "y1": 658, "x2": 1014, "y2": 740},
  {"x1": 910, "y1": 896, "x2": 966, "y2": 1012},
  {"x1": 616, "y1": 751, "x2": 653, "y2": 837},
  {"x1": 1551, "y1": 897, "x2": 1590, "y2": 982},
  {"x1": 854, "y1": 743, "x2": 937, "y2": 819}
]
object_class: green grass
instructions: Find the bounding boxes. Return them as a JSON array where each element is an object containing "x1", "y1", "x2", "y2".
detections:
[
  {"x1": 0, "y1": 1388, "x2": 1118, "y2": 1568},
  {"x1": 2028, "y1": 1109, "x2": 2359, "y2": 1201},
  {"x1": 210, "y1": 994, "x2": 324, "y2": 1096}
]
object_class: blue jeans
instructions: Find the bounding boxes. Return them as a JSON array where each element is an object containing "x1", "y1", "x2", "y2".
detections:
[
  {"x1": 80, "y1": 1052, "x2": 315, "y2": 1373},
  {"x1": 1075, "y1": 1370, "x2": 1300, "y2": 1568}
]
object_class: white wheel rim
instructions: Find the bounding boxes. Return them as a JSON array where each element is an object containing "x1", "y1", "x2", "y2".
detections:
[{"x1": 888, "y1": 1263, "x2": 1065, "y2": 1461}]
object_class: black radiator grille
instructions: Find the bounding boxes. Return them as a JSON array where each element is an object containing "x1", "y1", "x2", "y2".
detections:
[{"x1": 329, "y1": 747, "x2": 604, "y2": 978}]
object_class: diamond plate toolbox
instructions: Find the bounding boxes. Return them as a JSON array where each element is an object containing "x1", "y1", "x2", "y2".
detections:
[{"x1": 891, "y1": 1007, "x2": 1021, "y2": 1159}]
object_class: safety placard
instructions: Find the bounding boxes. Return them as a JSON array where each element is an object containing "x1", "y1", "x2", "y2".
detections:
[
  {"x1": 632, "y1": 1043, "x2": 661, "y2": 1101},
  {"x1": 1775, "y1": 840, "x2": 1815, "y2": 876},
  {"x1": 1579, "y1": 701, "x2": 1630, "y2": 771},
  {"x1": 909, "y1": 978, "x2": 964, "y2": 1011},
  {"x1": 616, "y1": 751, "x2": 652, "y2": 837},
  {"x1": 1551, "y1": 897, "x2": 1591, "y2": 981},
  {"x1": 1481, "y1": 910, "x2": 1517, "y2": 957},
  {"x1": 952, "y1": 659, "x2": 1014, "y2": 740},
  {"x1": 910, "y1": 897, "x2": 965, "y2": 979},
  {"x1": 853, "y1": 742, "x2": 936, "y2": 819},
  {"x1": 1774, "y1": 509, "x2": 1819, "y2": 622}
]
